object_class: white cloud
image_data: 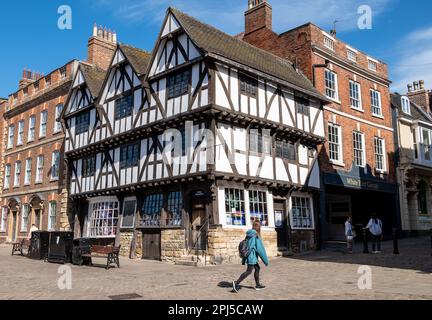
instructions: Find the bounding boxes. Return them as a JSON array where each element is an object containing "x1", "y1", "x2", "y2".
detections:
[
  {"x1": 391, "y1": 27, "x2": 432, "y2": 93},
  {"x1": 91, "y1": 0, "x2": 394, "y2": 34}
]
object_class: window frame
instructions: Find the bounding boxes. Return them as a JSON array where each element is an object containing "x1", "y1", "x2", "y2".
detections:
[
  {"x1": 401, "y1": 96, "x2": 411, "y2": 115},
  {"x1": 36, "y1": 155, "x2": 44, "y2": 183},
  {"x1": 120, "y1": 143, "x2": 140, "y2": 169},
  {"x1": 347, "y1": 49, "x2": 357, "y2": 62},
  {"x1": 51, "y1": 151, "x2": 60, "y2": 180},
  {"x1": 82, "y1": 155, "x2": 96, "y2": 178},
  {"x1": 39, "y1": 110, "x2": 48, "y2": 138},
  {"x1": 48, "y1": 201, "x2": 57, "y2": 231},
  {"x1": 370, "y1": 89, "x2": 382, "y2": 117},
  {"x1": 249, "y1": 129, "x2": 271, "y2": 155},
  {"x1": 289, "y1": 194, "x2": 315, "y2": 230},
  {"x1": 86, "y1": 197, "x2": 120, "y2": 238},
  {"x1": 114, "y1": 93, "x2": 133, "y2": 120},
  {"x1": 21, "y1": 204, "x2": 29, "y2": 233},
  {"x1": 17, "y1": 120, "x2": 25, "y2": 146},
  {"x1": 54, "y1": 104, "x2": 63, "y2": 133},
  {"x1": 167, "y1": 69, "x2": 191, "y2": 100},
  {"x1": 323, "y1": 35, "x2": 335, "y2": 51},
  {"x1": 14, "y1": 161, "x2": 21, "y2": 187},
  {"x1": 0, "y1": 207, "x2": 7, "y2": 232},
  {"x1": 353, "y1": 131, "x2": 366, "y2": 167},
  {"x1": 374, "y1": 136, "x2": 386, "y2": 173},
  {"x1": 7, "y1": 125, "x2": 15, "y2": 149},
  {"x1": 24, "y1": 158, "x2": 32, "y2": 185},
  {"x1": 4, "y1": 164, "x2": 11, "y2": 189},
  {"x1": 368, "y1": 59, "x2": 378, "y2": 72},
  {"x1": 75, "y1": 111, "x2": 90, "y2": 135},
  {"x1": 328, "y1": 123, "x2": 343, "y2": 164},
  {"x1": 349, "y1": 80, "x2": 362, "y2": 111},
  {"x1": 325, "y1": 69, "x2": 339, "y2": 101},
  {"x1": 239, "y1": 72, "x2": 258, "y2": 98},
  {"x1": 28, "y1": 116, "x2": 36, "y2": 142}
]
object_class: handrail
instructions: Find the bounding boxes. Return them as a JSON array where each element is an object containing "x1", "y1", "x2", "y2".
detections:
[{"x1": 188, "y1": 219, "x2": 209, "y2": 265}]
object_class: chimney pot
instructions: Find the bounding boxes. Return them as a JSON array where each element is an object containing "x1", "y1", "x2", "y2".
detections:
[
  {"x1": 420, "y1": 80, "x2": 425, "y2": 90},
  {"x1": 413, "y1": 81, "x2": 419, "y2": 91},
  {"x1": 407, "y1": 84, "x2": 412, "y2": 93}
]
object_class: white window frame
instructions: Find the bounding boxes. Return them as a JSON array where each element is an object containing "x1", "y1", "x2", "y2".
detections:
[
  {"x1": 39, "y1": 110, "x2": 48, "y2": 138},
  {"x1": 36, "y1": 155, "x2": 44, "y2": 183},
  {"x1": 325, "y1": 69, "x2": 339, "y2": 101},
  {"x1": 0, "y1": 207, "x2": 8, "y2": 232},
  {"x1": 48, "y1": 201, "x2": 57, "y2": 231},
  {"x1": 17, "y1": 120, "x2": 25, "y2": 146},
  {"x1": 349, "y1": 80, "x2": 362, "y2": 111},
  {"x1": 370, "y1": 89, "x2": 382, "y2": 117},
  {"x1": 353, "y1": 131, "x2": 366, "y2": 167},
  {"x1": 328, "y1": 123, "x2": 344, "y2": 165},
  {"x1": 374, "y1": 137, "x2": 387, "y2": 173},
  {"x1": 51, "y1": 151, "x2": 60, "y2": 180},
  {"x1": 86, "y1": 197, "x2": 120, "y2": 238},
  {"x1": 289, "y1": 193, "x2": 315, "y2": 230},
  {"x1": 218, "y1": 183, "x2": 275, "y2": 229},
  {"x1": 14, "y1": 161, "x2": 21, "y2": 187},
  {"x1": 368, "y1": 58, "x2": 378, "y2": 72},
  {"x1": 401, "y1": 96, "x2": 411, "y2": 115},
  {"x1": 54, "y1": 104, "x2": 63, "y2": 133},
  {"x1": 4, "y1": 164, "x2": 11, "y2": 189},
  {"x1": 347, "y1": 48, "x2": 357, "y2": 62},
  {"x1": 28, "y1": 116, "x2": 36, "y2": 142},
  {"x1": 7, "y1": 125, "x2": 14, "y2": 149},
  {"x1": 24, "y1": 158, "x2": 32, "y2": 185},
  {"x1": 420, "y1": 127, "x2": 432, "y2": 162},
  {"x1": 20, "y1": 204, "x2": 29, "y2": 233}
]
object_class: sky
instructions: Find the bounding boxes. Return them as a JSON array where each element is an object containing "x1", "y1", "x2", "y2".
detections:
[{"x1": 1, "y1": 0, "x2": 432, "y2": 98}]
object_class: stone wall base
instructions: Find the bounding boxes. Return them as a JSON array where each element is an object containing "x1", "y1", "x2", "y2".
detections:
[
  {"x1": 161, "y1": 229, "x2": 186, "y2": 263},
  {"x1": 291, "y1": 230, "x2": 316, "y2": 253}
]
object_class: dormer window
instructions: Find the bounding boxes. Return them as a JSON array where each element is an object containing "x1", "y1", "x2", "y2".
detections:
[
  {"x1": 45, "y1": 75, "x2": 51, "y2": 87},
  {"x1": 60, "y1": 66, "x2": 67, "y2": 80},
  {"x1": 401, "y1": 96, "x2": 411, "y2": 115},
  {"x1": 324, "y1": 35, "x2": 335, "y2": 51},
  {"x1": 347, "y1": 48, "x2": 357, "y2": 62},
  {"x1": 34, "y1": 81, "x2": 40, "y2": 92},
  {"x1": 368, "y1": 59, "x2": 378, "y2": 72},
  {"x1": 23, "y1": 88, "x2": 28, "y2": 98}
]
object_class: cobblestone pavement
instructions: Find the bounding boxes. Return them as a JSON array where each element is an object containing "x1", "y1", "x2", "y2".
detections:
[{"x1": 0, "y1": 237, "x2": 431, "y2": 300}]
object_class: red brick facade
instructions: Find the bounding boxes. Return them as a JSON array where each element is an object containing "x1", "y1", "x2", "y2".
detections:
[{"x1": 241, "y1": 0, "x2": 397, "y2": 239}]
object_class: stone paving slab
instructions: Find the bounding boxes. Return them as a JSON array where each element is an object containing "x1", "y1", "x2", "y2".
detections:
[{"x1": 0, "y1": 237, "x2": 431, "y2": 300}]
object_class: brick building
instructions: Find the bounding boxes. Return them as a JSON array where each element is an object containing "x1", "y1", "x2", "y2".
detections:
[
  {"x1": 240, "y1": 0, "x2": 397, "y2": 243},
  {"x1": 0, "y1": 25, "x2": 116, "y2": 244}
]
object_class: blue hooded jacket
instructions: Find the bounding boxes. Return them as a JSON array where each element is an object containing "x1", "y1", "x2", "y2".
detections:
[{"x1": 243, "y1": 229, "x2": 269, "y2": 266}]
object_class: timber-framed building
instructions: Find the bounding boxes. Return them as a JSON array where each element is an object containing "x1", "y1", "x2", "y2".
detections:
[{"x1": 63, "y1": 7, "x2": 330, "y2": 264}]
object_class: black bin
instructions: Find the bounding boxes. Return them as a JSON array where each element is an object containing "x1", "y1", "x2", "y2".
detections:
[
  {"x1": 48, "y1": 232, "x2": 74, "y2": 264},
  {"x1": 29, "y1": 231, "x2": 50, "y2": 260}
]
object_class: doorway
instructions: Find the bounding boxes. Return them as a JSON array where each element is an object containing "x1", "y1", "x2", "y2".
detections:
[
  {"x1": 189, "y1": 195, "x2": 207, "y2": 251},
  {"x1": 11, "y1": 211, "x2": 17, "y2": 242},
  {"x1": 142, "y1": 230, "x2": 161, "y2": 260},
  {"x1": 274, "y1": 200, "x2": 288, "y2": 249},
  {"x1": 34, "y1": 209, "x2": 41, "y2": 230}
]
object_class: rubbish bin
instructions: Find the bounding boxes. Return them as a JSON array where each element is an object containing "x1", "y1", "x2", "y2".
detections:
[
  {"x1": 29, "y1": 231, "x2": 50, "y2": 260},
  {"x1": 72, "y1": 238, "x2": 93, "y2": 266},
  {"x1": 47, "y1": 232, "x2": 74, "y2": 264}
]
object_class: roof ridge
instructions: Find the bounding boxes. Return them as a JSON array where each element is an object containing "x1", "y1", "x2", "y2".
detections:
[
  {"x1": 119, "y1": 43, "x2": 151, "y2": 55},
  {"x1": 170, "y1": 7, "x2": 297, "y2": 69}
]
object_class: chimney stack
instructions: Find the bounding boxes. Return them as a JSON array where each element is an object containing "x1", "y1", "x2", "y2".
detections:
[
  {"x1": 407, "y1": 84, "x2": 413, "y2": 93},
  {"x1": 18, "y1": 68, "x2": 43, "y2": 89},
  {"x1": 88, "y1": 23, "x2": 117, "y2": 70},
  {"x1": 245, "y1": 0, "x2": 272, "y2": 35},
  {"x1": 407, "y1": 80, "x2": 432, "y2": 114}
]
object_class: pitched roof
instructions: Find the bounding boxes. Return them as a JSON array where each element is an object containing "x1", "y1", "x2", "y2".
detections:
[
  {"x1": 79, "y1": 63, "x2": 107, "y2": 98},
  {"x1": 169, "y1": 7, "x2": 327, "y2": 102},
  {"x1": 391, "y1": 92, "x2": 432, "y2": 122},
  {"x1": 119, "y1": 44, "x2": 152, "y2": 76}
]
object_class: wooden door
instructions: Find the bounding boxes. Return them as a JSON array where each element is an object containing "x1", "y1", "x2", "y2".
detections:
[
  {"x1": 142, "y1": 231, "x2": 161, "y2": 260},
  {"x1": 190, "y1": 205, "x2": 206, "y2": 251}
]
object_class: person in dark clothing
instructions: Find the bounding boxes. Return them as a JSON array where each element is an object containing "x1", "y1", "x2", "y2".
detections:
[{"x1": 233, "y1": 221, "x2": 269, "y2": 292}]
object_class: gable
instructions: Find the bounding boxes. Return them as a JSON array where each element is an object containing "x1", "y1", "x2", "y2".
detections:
[
  {"x1": 66, "y1": 69, "x2": 93, "y2": 115},
  {"x1": 149, "y1": 13, "x2": 202, "y2": 77}
]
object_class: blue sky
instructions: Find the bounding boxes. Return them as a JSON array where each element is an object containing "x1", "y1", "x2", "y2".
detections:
[{"x1": 1, "y1": 0, "x2": 432, "y2": 97}]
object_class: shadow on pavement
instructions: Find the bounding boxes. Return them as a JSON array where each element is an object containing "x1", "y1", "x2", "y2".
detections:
[{"x1": 285, "y1": 237, "x2": 432, "y2": 274}]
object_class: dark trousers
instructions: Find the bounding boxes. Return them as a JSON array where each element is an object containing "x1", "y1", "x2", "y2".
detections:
[
  {"x1": 372, "y1": 235, "x2": 382, "y2": 252},
  {"x1": 236, "y1": 264, "x2": 260, "y2": 286}
]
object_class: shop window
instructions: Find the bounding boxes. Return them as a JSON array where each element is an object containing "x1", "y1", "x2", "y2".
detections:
[
  {"x1": 290, "y1": 196, "x2": 314, "y2": 229},
  {"x1": 224, "y1": 188, "x2": 246, "y2": 226},
  {"x1": 249, "y1": 190, "x2": 269, "y2": 226},
  {"x1": 87, "y1": 200, "x2": 119, "y2": 238},
  {"x1": 141, "y1": 193, "x2": 164, "y2": 226},
  {"x1": 167, "y1": 192, "x2": 183, "y2": 226}
]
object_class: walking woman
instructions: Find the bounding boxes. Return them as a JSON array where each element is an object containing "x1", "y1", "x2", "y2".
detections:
[{"x1": 233, "y1": 221, "x2": 269, "y2": 292}]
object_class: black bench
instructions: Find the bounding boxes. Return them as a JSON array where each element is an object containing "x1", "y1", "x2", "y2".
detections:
[
  {"x1": 81, "y1": 245, "x2": 121, "y2": 269},
  {"x1": 11, "y1": 239, "x2": 31, "y2": 257}
]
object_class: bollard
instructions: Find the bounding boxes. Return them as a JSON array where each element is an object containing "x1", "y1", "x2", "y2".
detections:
[
  {"x1": 393, "y1": 228, "x2": 400, "y2": 255},
  {"x1": 363, "y1": 228, "x2": 369, "y2": 254}
]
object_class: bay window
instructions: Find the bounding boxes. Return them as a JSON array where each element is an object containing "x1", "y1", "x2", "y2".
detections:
[{"x1": 87, "y1": 199, "x2": 120, "y2": 238}]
